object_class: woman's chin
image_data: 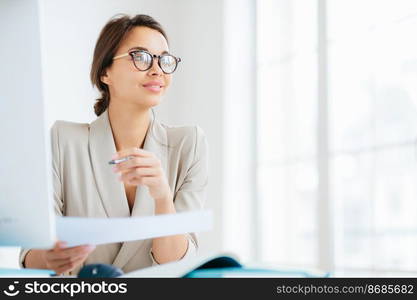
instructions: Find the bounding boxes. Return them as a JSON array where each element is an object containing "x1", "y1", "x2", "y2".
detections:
[{"x1": 138, "y1": 96, "x2": 162, "y2": 108}]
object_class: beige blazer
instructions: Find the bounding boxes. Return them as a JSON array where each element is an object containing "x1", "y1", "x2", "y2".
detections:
[{"x1": 20, "y1": 109, "x2": 208, "y2": 275}]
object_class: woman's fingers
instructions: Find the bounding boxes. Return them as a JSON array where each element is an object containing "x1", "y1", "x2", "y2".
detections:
[
  {"x1": 52, "y1": 256, "x2": 87, "y2": 274},
  {"x1": 47, "y1": 245, "x2": 95, "y2": 260},
  {"x1": 53, "y1": 251, "x2": 91, "y2": 274},
  {"x1": 119, "y1": 168, "x2": 162, "y2": 186},
  {"x1": 119, "y1": 167, "x2": 160, "y2": 181},
  {"x1": 52, "y1": 241, "x2": 67, "y2": 251},
  {"x1": 47, "y1": 256, "x2": 81, "y2": 273},
  {"x1": 54, "y1": 266, "x2": 71, "y2": 276},
  {"x1": 112, "y1": 148, "x2": 152, "y2": 160},
  {"x1": 125, "y1": 175, "x2": 159, "y2": 186},
  {"x1": 44, "y1": 243, "x2": 95, "y2": 274},
  {"x1": 113, "y1": 157, "x2": 158, "y2": 174},
  {"x1": 49, "y1": 254, "x2": 91, "y2": 275},
  {"x1": 48, "y1": 247, "x2": 94, "y2": 264}
]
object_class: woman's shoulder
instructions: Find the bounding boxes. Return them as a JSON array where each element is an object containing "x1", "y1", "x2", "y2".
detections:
[
  {"x1": 51, "y1": 120, "x2": 90, "y2": 146},
  {"x1": 52, "y1": 120, "x2": 89, "y2": 135},
  {"x1": 160, "y1": 123, "x2": 206, "y2": 146},
  {"x1": 52, "y1": 119, "x2": 89, "y2": 132},
  {"x1": 159, "y1": 123, "x2": 208, "y2": 160}
]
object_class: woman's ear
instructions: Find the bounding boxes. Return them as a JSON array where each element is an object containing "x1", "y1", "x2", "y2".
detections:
[{"x1": 100, "y1": 71, "x2": 111, "y2": 85}]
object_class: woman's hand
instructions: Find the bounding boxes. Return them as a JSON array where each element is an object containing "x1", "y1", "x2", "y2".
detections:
[
  {"x1": 111, "y1": 148, "x2": 172, "y2": 203},
  {"x1": 43, "y1": 241, "x2": 96, "y2": 275}
]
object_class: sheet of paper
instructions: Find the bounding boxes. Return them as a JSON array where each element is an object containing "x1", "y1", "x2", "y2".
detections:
[{"x1": 56, "y1": 210, "x2": 212, "y2": 247}]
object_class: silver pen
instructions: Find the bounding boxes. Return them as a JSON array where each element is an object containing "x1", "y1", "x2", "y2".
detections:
[{"x1": 108, "y1": 156, "x2": 134, "y2": 165}]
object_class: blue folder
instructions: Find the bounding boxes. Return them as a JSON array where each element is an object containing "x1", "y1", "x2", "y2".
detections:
[{"x1": 183, "y1": 256, "x2": 330, "y2": 278}]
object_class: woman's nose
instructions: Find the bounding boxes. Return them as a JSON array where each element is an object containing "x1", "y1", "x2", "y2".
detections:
[{"x1": 148, "y1": 58, "x2": 163, "y2": 75}]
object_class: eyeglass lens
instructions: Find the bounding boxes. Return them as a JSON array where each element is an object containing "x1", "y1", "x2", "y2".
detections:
[{"x1": 131, "y1": 51, "x2": 177, "y2": 74}]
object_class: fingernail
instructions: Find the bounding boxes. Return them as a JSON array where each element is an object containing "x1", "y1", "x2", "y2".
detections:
[
  {"x1": 112, "y1": 166, "x2": 118, "y2": 172},
  {"x1": 86, "y1": 245, "x2": 96, "y2": 251}
]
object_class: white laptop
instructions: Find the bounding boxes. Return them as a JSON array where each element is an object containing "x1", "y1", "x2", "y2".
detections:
[
  {"x1": 0, "y1": 104, "x2": 56, "y2": 249},
  {"x1": 0, "y1": 0, "x2": 55, "y2": 249}
]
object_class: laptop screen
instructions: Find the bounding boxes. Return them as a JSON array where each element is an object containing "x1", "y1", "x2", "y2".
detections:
[{"x1": 0, "y1": 0, "x2": 55, "y2": 249}]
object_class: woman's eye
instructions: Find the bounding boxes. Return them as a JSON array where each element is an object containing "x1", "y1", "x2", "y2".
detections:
[{"x1": 161, "y1": 56, "x2": 173, "y2": 65}]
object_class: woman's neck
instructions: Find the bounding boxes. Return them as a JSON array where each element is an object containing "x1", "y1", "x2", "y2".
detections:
[{"x1": 107, "y1": 102, "x2": 151, "y2": 151}]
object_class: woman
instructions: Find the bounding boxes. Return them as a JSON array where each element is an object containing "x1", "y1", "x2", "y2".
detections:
[{"x1": 20, "y1": 14, "x2": 208, "y2": 276}]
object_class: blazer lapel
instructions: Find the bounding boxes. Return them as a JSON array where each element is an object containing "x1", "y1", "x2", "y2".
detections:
[
  {"x1": 112, "y1": 115, "x2": 169, "y2": 269},
  {"x1": 88, "y1": 110, "x2": 130, "y2": 218}
]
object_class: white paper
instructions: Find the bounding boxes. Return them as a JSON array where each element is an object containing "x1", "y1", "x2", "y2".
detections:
[{"x1": 56, "y1": 210, "x2": 212, "y2": 247}]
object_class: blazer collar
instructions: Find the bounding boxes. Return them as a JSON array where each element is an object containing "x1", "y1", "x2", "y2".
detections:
[{"x1": 88, "y1": 109, "x2": 168, "y2": 269}]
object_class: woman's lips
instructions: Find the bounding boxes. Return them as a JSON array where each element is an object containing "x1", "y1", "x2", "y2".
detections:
[
  {"x1": 142, "y1": 85, "x2": 163, "y2": 93},
  {"x1": 142, "y1": 81, "x2": 164, "y2": 93}
]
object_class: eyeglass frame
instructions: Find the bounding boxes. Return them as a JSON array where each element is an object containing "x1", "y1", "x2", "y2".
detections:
[{"x1": 113, "y1": 49, "x2": 181, "y2": 74}]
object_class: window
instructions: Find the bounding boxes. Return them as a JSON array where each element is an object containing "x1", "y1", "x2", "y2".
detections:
[
  {"x1": 257, "y1": 0, "x2": 319, "y2": 267},
  {"x1": 256, "y1": 0, "x2": 417, "y2": 274}
]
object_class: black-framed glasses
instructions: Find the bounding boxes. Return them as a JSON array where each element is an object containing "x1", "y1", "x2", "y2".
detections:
[{"x1": 113, "y1": 50, "x2": 181, "y2": 74}]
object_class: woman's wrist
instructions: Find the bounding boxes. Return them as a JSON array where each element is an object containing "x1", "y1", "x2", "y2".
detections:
[
  {"x1": 24, "y1": 249, "x2": 47, "y2": 269},
  {"x1": 154, "y1": 189, "x2": 173, "y2": 204},
  {"x1": 22, "y1": 249, "x2": 34, "y2": 268},
  {"x1": 154, "y1": 193, "x2": 175, "y2": 214}
]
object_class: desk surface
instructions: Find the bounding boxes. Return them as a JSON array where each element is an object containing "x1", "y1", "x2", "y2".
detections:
[{"x1": 0, "y1": 268, "x2": 55, "y2": 277}]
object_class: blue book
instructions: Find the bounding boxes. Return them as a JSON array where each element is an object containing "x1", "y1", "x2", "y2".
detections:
[
  {"x1": 122, "y1": 253, "x2": 330, "y2": 278},
  {"x1": 183, "y1": 256, "x2": 330, "y2": 278}
]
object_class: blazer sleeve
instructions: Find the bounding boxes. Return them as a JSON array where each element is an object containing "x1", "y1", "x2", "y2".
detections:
[
  {"x1": 19, "y1": 122, "x2": 64, "y2": 268},
  {"x1": 149, "y1": 126, "x2": 209, "y2": 265}
]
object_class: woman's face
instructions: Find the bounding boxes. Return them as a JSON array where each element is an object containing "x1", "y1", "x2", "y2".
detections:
[{"x1": 102, "y1": 26, "x2": 172, "y2": 109}]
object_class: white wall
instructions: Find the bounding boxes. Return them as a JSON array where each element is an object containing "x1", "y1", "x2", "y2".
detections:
[{"x1": 39, "y1": 0, "x2": 185, "y2": 127}]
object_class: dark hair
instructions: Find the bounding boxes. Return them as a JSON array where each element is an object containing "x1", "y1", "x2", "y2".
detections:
[{"x1": 90, "y1": 14, "x2": 168, "y2": 116}]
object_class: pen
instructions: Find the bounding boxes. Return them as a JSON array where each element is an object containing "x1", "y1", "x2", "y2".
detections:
[{"x1": 108, "y1": 156, "x2": 134, "y2": 165}]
